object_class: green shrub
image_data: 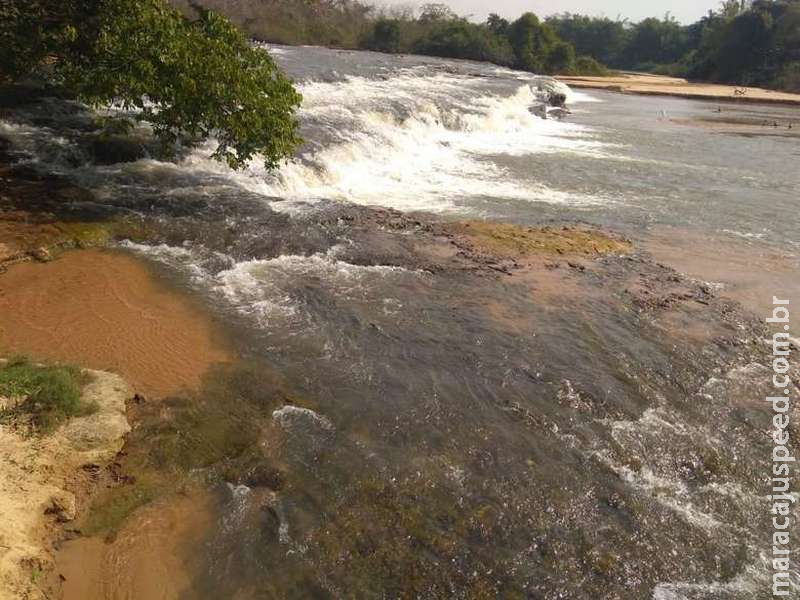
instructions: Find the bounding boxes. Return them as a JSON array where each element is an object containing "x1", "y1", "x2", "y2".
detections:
[
  {"x1": 572, "y1": 55, "x2": 609, "y2": 76},
  {"x1": 649, "y1": 62, "x2": 690, "y2": 78},
  {"x1": 364, "y1": 19, "x2": 403, "y2": 53},
  {"x1": 0, "y1": 357, "x2": 93, "y2": 433},
  {"x1": 776, "y1": 61, "x2": 800, "y2": 93},
  {"x1": 546, "y1": 40, "x2": 576, "y2": 73}
]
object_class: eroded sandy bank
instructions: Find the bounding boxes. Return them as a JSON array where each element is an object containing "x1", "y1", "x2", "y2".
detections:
[{"x1": 0, "y1": 369, "x2": 130, "y2": 600}]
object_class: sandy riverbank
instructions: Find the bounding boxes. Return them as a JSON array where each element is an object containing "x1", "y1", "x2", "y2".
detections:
[
  {"x1": 559, "y1": 72, "x2": 800, "y2": 106},
  {"x1": 56, "y1": 488, "x2": 213, "y2": 600},
  {"x1": 0, "y1": 232, "x2": 235, "y2": 599},
  {"x1": 0, "y1": 369, "x2": 130, "y2": 600}
]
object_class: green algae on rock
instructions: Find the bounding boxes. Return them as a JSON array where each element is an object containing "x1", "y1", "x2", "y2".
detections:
[{"x1": 447, "y1": 221, "x2": 632, "y2": 260}]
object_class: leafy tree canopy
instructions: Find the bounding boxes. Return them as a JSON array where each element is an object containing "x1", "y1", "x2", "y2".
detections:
[{"x1": 0, "y1": 0, "x2": 302, "y2": 170}]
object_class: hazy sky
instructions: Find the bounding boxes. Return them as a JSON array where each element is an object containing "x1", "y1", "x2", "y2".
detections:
[{"x1": 372, "y1": 0, "x2": 721, "y2": 24}]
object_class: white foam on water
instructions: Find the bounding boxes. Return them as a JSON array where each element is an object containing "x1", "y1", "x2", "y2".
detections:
[
  {"x1": 487, "y1": 68, "x2": 603, "y2": 105},
  {"x1": 0, "y1": 119, "x2": 77, "y2": 168},
  {"x1": 721, "y1": 228, "x2": 768, "y2": 241},
  {"x1": 652, "y1": 567, "x2": 759, "y2": 599},
  {"x1": 272, "y1": 405, "x2": 335, "y2": 433},
  {"x1": 179, "y1": 72, "x2": 618, "y2": 213},
  {"x1": 598, "y1": 453, "x2": 725, "y2": 531},
  {"x1": 263, "y1": 45, "x2": 290, "y2": 56},
  {"x1": 653, "y1": 554, "x2": 800, "y2": 600},
  {"x1": 594, "y1": 407, "x2": 756, "y2": 532},
  {"x1": 567, "y1": 89, "x2": 603, "y2": 104},
  {"x1": 119, "y1": 239, "x2": 219, "y2": 282},
  {"x1": 119, "y1": 240, "x2": 192, "y2": 259},
  {"x1": 122, "y1": 240, "x2": 418, "y2": 331},
  {"x1": 215, "y1": 252, "x2": 415, "y2": 328}
]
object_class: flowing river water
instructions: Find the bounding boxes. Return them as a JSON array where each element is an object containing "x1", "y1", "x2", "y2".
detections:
[{"x1": 2, "y1": 45, "x2": 800, "y2": 598}]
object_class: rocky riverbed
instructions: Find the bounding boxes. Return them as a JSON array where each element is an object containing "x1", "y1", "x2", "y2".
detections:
[{"x1": 1, "y1": 48, "x2": 799, "y2": 597}]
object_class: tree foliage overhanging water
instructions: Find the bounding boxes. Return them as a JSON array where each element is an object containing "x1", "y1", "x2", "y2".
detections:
[{"x1": 0, "y1": 0, "x2": 303, "y2": 169}]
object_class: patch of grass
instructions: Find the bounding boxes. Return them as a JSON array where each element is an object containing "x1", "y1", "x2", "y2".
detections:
[
  {"x1": 0, "y1": 356, "x2": 94, "y2": 433},
  {"x1": 30, "y1": 566, "x2": 42, "y2": 583}
]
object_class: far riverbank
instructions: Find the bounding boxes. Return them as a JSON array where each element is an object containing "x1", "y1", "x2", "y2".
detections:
[{"x1": 558, "y1": 72, "x2": 800, "y2": 106}]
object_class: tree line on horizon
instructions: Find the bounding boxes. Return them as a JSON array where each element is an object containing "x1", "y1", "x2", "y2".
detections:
[
  {"x1": 172, "y1": 0, "x2": 800, "y2": 91},
  {"x1": 169, "y1": 0, "x2": 608, "y2": 75},
  {"x1": 549, "y1": 0, "x2": 800, "y2": 91}
]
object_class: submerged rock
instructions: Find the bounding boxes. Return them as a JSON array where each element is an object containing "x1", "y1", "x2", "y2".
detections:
[
  {"x1": 90, "y1": 134, "x2": 147, "y2": 165},
  {"x1": 442, "y1": 221, "x2": 631, "y2": 264},
  {"x1": 272, "y1": 405, "x2": 335, "y2": 463},
  {"x1": 531, "y1": 76, "x2": 572, "y2": 107},
  {"x1": 529, "y1": 76, "x2": 574, "y2": 120},
  {"x1": 272, "y1": 405, "x2": 335, "y2": 435}
]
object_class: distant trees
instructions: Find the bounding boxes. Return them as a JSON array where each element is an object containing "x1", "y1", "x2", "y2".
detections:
[
  {"x1": 620, "y1": 15, "x2": 690, "y2": 66},
  {"x1": 411, "y1": 19, "x2": 516, "y2": 65},
  {"x1": 365, "y1": 19, "x2": 402, "y2": 53},
  {"x1": 487, "y1": 14, "x2": 510, "y2": 37},
  {"x1": 418, "y1": 3, "x2": 457, "y2": 24},
  {"x1": 548, "y1": 42, "x2": 577, "y2": 74},
  {"x1": 547, "y1": 12, "x2": 691, "y2": 69},
  {"x1": 507, "y1": 13, "x2": 555, "y2": 72},
  {"x1": 687, "y1": 0, "x2": 800, "y2": 90},
  {"x1": 170, "y1": 0, "x2": 375, "y2": 48},
  {"x1": 546, "y1": 14, "x2": 627, "y2": 67},
  {"x1": 549, "y1": 1, "x2": 800, "y2": 91},
  {"x1": 361, "y1": 9, "x2": 604, "y2": 75},
  {"x1": 158, "y1": 0, "x2": 800, "y2": 92}
]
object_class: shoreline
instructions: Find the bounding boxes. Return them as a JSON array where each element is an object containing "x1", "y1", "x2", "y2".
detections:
[
  {"x1": 0, "y1": 367, "x2": 131, "y2": 600},
  {"x1": 0, "y1": 211, "x2": 234, "y2": 598},
  {"x1": 558, "y1": 73, "x2": 800, "y2": 107},
  {"x1": 1, "y1": 84, "x2": 795, "y2": 594}
]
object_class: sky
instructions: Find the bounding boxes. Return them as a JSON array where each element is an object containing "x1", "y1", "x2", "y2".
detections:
[{"x1": 371, "y1": 0, "x2": 722, "y2": 24}]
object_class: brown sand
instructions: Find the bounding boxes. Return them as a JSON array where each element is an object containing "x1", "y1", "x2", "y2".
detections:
[
  {"x1": 558, "y1": 73, "x2": 800, "y2": 106},
  {"x1": 0, "y1": 248, "x2": 231, "y2": 397},
  {"x1": 56, "y1": 489, "x2": 213, "y2": 600}
]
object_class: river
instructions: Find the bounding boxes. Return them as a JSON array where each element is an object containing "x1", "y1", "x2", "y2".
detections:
[{"x1": 2, "y1": 45, "x2": 799, "y2": 599}]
